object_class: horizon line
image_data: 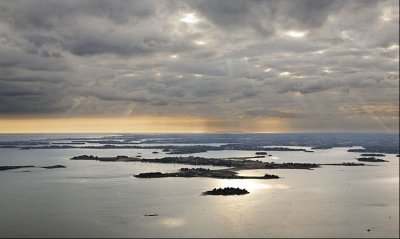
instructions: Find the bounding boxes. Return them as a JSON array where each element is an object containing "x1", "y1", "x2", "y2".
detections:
[{"x1": 0, "y1": 131, "x2": 398, "y2": 135}]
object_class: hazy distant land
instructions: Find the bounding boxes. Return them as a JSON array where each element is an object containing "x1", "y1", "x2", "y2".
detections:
[{"x1": 1, "y1": 133, "x2": 398, "y2": 154}]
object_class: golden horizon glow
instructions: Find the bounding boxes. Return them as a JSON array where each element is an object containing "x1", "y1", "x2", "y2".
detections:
[{"x1": 0, "y1": 116, "x2": 290, "y2": 134}]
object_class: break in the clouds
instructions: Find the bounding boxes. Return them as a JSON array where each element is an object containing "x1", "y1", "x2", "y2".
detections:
[{"x1": 0, "y1": 0, "x2": 398, "y2": 132}]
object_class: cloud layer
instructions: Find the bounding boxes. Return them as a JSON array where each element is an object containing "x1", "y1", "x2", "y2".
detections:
[{"x1": 0, "y1": 0, "x2": 398, "y2": 132}]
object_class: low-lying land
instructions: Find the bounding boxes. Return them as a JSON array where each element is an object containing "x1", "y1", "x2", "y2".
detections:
[
  {"x1": 0, "y1": 165, "x2": 67, "y2": 171},
  {"x1": 203, "y1": 187, "x2": 249, "y2": 196},
  {"x1": 2, "y1": 133, "x2": 398, "y2": 154},
  {"x1": 0, "y1": 165, "x2": 35, "y2": 171},
  {"x1": 320, "y1": 162, "x2": 366, "y2": 166},
  {"x1": 71, "y1": 155, "x2": 321, "y2": 170},
  {"x1": 71, "y1": 155, "x2": 140, "y2": 162},
  {"x1": 42, "y1": 165, "x2": 67, "y2": 169},
  {"x1": 134, "y1": 167, "x2": 280, "y2": 179},
  {"x1": 357, "y1": 157, "x2": 388, "y2": 162},
  {"x1": 70, "y1": 155, "x2": 370, "y2": 182}
]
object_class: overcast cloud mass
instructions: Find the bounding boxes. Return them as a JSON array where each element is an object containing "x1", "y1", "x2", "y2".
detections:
[{"x1": 0, "y1": 0, "x2": 398, "y2": 132}]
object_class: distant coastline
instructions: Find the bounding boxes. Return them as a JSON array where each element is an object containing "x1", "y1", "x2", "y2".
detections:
[{"x1": 0, "y1": 132, "x2": 398, "y2": 154}]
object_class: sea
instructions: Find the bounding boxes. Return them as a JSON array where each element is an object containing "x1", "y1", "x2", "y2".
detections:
[{"x1": 0, "y1": 133, "x2": 398, "y2": 238}]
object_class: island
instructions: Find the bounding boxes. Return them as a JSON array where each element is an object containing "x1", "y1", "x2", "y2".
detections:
[
  {"x1": 1, "y1": 165, "x2": 67, "y2": 171},
  {"x1": 357, "y1": 157, "x2": 388, "y2": 162},
  {"x1": 134, "y1": 168, "x2": 280, "y2": 180},
  {"x1": 0, "y1": 165, "x2": 35, "y2": 171},
  {"x1": 71, "y1": 155, "x2": 321, "y2": 170},
  {"x1": 42, "y1": 165, "x2": 67, "y2": 169},
  {"x1": 202, "y1": 187, "x2": 249, "y2": 196},
  {"x1": 134, "y1": 172, "x2": 165, "y2": 178},
  {"x1": 71, "y1": 155, "x2": 99, "y2": 160},
  {"x1": 255, "y1": 152, "x2": 268, "y2": 155},
  {"x1": 71, "y1": 155, "x2": 140, "y2": 162},
  {"x1": 69, "y1": 154, "x2": 370, "y2": 183},
  {"x1": 320, "y1": 162, "x2": 365, "y2": 166},
  {"x1": 263, "y1": 162, "x2": 319, "y2": 170}
]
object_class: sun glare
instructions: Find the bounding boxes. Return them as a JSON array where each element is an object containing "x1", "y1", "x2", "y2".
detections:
[
  {"x1": 218, "y1": 179, "x2": 290, "y2": 191},
  {"x1": 381, "y1": 8, "x2": 394, "y2": 22},
  {"x1": 387, "y1": 44, "x2": 399, "y2": 50},
  {"x1": 194, "y1": 40, "x2": 207, "y2": 45},
  {"x1": 180, "y1": 13, "x2": 199, "y2": 24},
  {"x1": 323, "y1": 68, "x2": 332, "y2": 73},
  {"x1": 121, "y1": 72, "x2": 136, "y2": 77},
  {"x1": 285, "y1": 30, "x2": 308, "y2": 38},
  {"x1": 279, "y1": 72, "x2": 291, "y2": 77}
]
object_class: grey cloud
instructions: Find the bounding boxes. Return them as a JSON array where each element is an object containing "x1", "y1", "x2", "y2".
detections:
[
  {"x1": 0, "y1": 46, "x2": 68, "y2": 72},
  {"x1": 276, "y1": 79, "x2": 339, "y2": 94},
  {"x1": 233, "y1": 37, "x2": 326, "y2": 57},
  {"x1": 0, "y1": 0, "x2": 157, "y2": 30},
  {"x1": 188, "y1": 0, "x2": 359, "y2": 36},
  {"x1": 244, "y1": 108, "x2": 298, "y2": 118},
  {"x1": 0, "y1": 0, "x2": 398, "y2": 132},
  {"x1": 61, "y1": 22, "x2": 194, "y2": 56},
  {"x1": 166, "y1": 61, "x2": 227, "y2": 77}
]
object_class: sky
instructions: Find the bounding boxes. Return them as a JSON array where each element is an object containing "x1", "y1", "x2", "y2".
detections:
[{"x1": 0, "y1": 0, "x2": 398, "y2": 133}]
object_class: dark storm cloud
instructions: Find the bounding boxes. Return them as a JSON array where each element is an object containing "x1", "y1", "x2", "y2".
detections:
[{"x1": 0, "y1": 0, "x2": 398, "y2": 131}]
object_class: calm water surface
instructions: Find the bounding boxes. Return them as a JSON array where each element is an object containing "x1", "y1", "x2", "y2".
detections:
[{"x1": 0, "y1": 135, "x2": 398, "y2": 238}]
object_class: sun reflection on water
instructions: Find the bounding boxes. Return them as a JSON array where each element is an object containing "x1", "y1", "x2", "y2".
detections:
[
  {"x1": 158, "y1": 217, "x2": 186, "y2": 228},
  {"x1": 217, "y1": 179, "x2": 290, "y2": 192}
]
